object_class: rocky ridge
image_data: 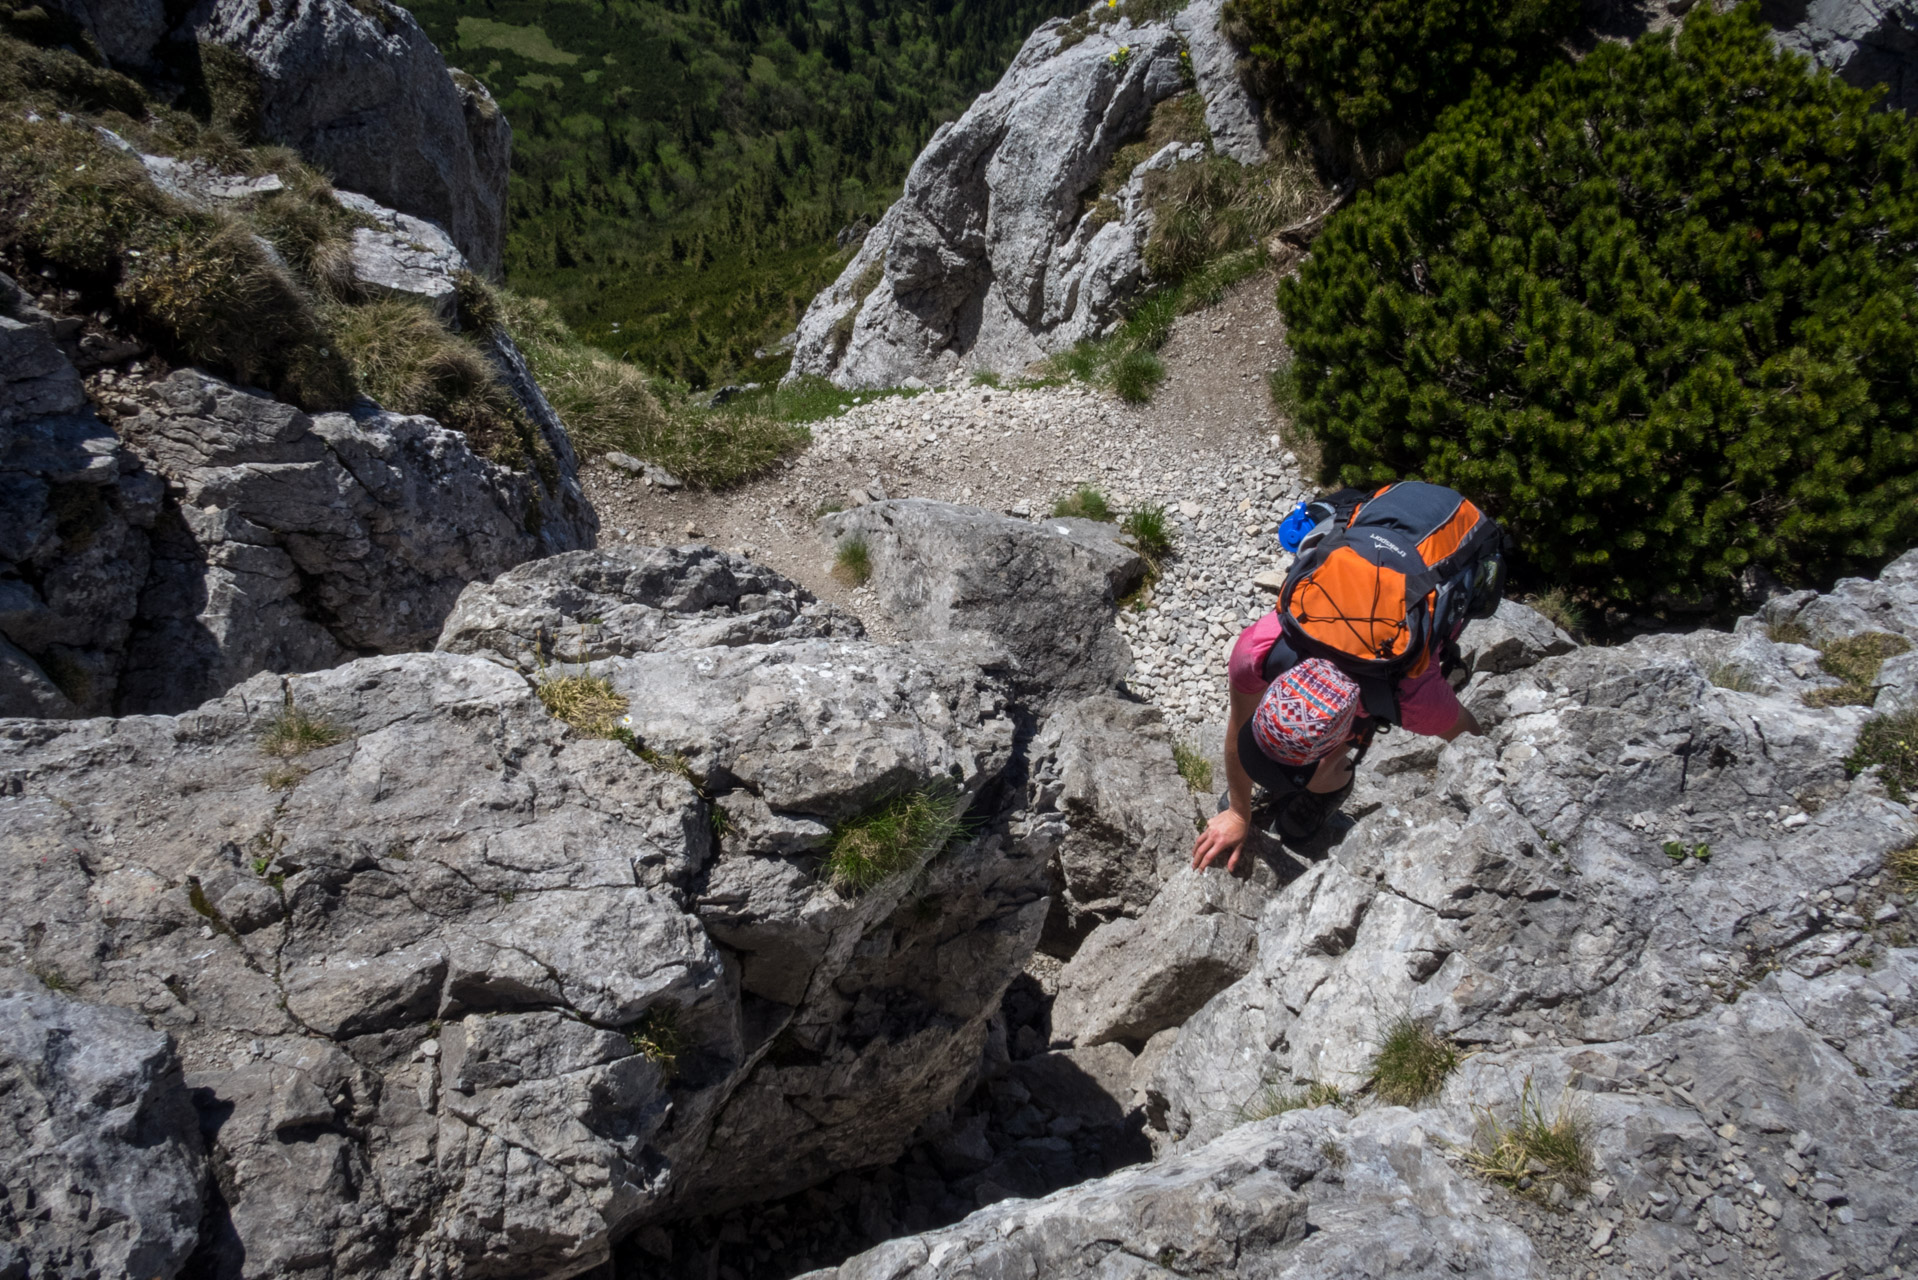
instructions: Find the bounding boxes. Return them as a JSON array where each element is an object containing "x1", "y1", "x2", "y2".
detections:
[
  {"x1": 790, "y1": 550, "x2": 1918, "y2": 1280},
  {"x1": 48, "y1": 0, "x2": 511, "y2": 274},
  {"x1": 786, "y1": 0, "x2": 1258, "y2": 388},
  {"x1": 0, "y1": 141, "x2": 595, "y2": 719}
]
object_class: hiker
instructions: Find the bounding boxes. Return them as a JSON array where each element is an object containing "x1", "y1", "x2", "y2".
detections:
[{"x1": 1192, "y1": 482, "x2": 1504, "y2": 874}]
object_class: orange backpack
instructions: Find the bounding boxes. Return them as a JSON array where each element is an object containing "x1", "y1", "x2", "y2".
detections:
[{"x1": 1269, "y1": 482, "x2": 1506, "y2": 723}]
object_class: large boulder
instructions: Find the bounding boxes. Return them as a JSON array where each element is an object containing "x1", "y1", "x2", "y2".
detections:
[
  {"x1": 0, "y1": 975, "x2": 208, "y2": 1280},
  {"x1": 187, "y1": 0, "x2": 510, "y2": 275},
  {"x1": 787, "y1": 12, "x2": 1193, "y2": 388},
  {"x1": 0, "y1": 244, "x2": 595, "y2": 717},
  {"x1": 1049, "y1": 866, "x2": 1267, "y2": 1048},
  {"x1": 1020, "y1": 693, "x2": 1203, "y2": 952},
  {"x1": 788, "y1": 558, "x2": 1918, "y2": 1280},
  {"x1": 0, "y1": 550, "x2": 1048, "y2": 1275},
  {"x1": 821, "y1": 500, "x2": 1143, "y2": 708},
  {"x1": 436, "y1": 544, "x2": 863, "y2": 672}
]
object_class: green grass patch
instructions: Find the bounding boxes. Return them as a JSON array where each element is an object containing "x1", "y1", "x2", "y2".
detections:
[
  {"x1": 1890, "y1": 842, "x2": 1918, "y2": 893},
  {"x1": 708, "y1": 375, "x2": 922, "y2": 424},
  {"x1": 1846, "y1": 709, "x2": 1918, "y2": 802},
  {"x1": 1459, "y1": 1078, "x2": 1594, "y2": 1199},
  {"x1": 536, "y1": 672, "x2": 629, "y2": 738},
  {"x1": 626, "y1": 1005, "x2": 683, "y2": 1080},
  {"x1": 832, "y1": 536, "x2": 873, "y2": 586},
  {"x1": 1524, "y1": 588, "x2": 1584, "y2": 638},
  {"x1": 1367, "y1": 1016, "x2": 1461, "y2": 1106},
  {"x1": 1803, "y1": 632, "x2": 1911, "y2": 708},
  {"x1": 456, "y1": 16, "x2": 581, "y2": 64},
  {"x1": 823, "y1": 789, "x2": 965, "y2": 894},
  {"x1": 503, "y1": 292, "x2": 806, "y2": 487},
  {"x1": 262, "y1": 706, "x2": 346, "y2": 758},
  {"x1": 1241, "y1": 1079, "x2": 1344, "y2": 1121},
  {"x1": 1122, "y1": 503, "x2": 1173, "y2": 561},
  {"x1": 1053, "y1": 486, "x2": 1112, "y2": 522},
  {"x1": 1172, "y1": 739, "x2": 1214, "y2": 794}
]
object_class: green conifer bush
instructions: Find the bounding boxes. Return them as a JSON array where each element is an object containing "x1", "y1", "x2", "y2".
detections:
[
  {"x1": 1280, "y1": 5, "x2": 1918, "y2": 603},
  {"x1": 1227, "y1": 0, "x2": 1577, "y2": 155}
]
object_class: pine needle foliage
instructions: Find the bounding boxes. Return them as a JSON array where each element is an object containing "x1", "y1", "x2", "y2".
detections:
[
  {"x1": 1279, "y1": 5, "x2": 1918, "y2": 606},
  {"x1": 1227, "y1": 0, "x2": 1578, "y2": 158}
]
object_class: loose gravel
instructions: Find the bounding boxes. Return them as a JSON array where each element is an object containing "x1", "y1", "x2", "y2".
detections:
[{"x1": 582, "y1": 270, "x2": 1311, "y2": 748}]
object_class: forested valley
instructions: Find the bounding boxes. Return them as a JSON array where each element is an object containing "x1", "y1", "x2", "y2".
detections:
[{"x1": 404, "y1": 0, "x2": 1078, "y2": 387}]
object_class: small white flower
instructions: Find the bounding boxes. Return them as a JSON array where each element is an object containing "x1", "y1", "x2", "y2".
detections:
[{"x1": 621, "y1": 715, "x2": 633, "y2": 726}]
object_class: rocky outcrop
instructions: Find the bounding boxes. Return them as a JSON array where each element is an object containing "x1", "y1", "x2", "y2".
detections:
[
  {"x1": 187, "y1": 0, "x2": 510, "y2": 275},
  {"x1": 0, "y1": 254, "x2": 594, "y2": 716},
  {"x1": 0, "y1": 546, "x2": 1060, "y2": 1277},
  {"x1": 1, "y1": 974, "x2": 208, "y2": 1280},
  {"x1": 47, "y1": 0, "x2": 509, "y2": 273},
  {"x1": 436, "y1": 544, "x2": 863, "y2": 672},
  {"x1": 1771, "y1": 0, "x2": 1918, "y2": 111},
  {"x1": 803, "y1": 553, "x2": 1918, "y2": 1280},
  {"x1": 1174, "y1": 0, "x2": 1266, "y2": 163},
  {"x1": 787, "y1": 12, "x2": 1195, "y2": 388},
  {"x1": 821, "y1": 500, "x2": 1144, "y2": 707},
  {"x1": 1018, "y1": 693, "x2": 1202, "y2": 952}
]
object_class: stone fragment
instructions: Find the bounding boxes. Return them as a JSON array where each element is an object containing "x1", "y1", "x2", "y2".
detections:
[
  {"x1": 0, "y1": 974, "x2": 206, "y2": 1280},
  {"x1": 788, "y1": 17, "x2": 1192, "y2": 386},
  {"x1": 821, "y1": 500, "x2": 1142, "y2": 707},
  {"x1": 1051, "y1": 867, "x2": 1266, "y2": 1046}
]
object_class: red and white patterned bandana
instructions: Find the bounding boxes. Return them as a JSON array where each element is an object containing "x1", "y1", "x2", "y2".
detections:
[{"x1": 1252, "y1": 658, "x2": 1359, "y2": 766}]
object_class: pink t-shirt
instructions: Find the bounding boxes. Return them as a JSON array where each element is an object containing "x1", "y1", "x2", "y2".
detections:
[{"x1": 1228, "y1": 612, "x2": 1463, "y2": 738}]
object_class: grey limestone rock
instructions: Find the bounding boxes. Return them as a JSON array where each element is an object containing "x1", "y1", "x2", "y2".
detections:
[
  {"x1": 787, "y1": 13, "x2": 1195, "y2": 387},
  {"x1": 189, "y1": 0, "x2": 509, "y2": 275},
  {"x1": 0, "y1": 596, "x2": 1044, "y2": 1275},
  {"x1": 0, "y1": 317, "x2": 87, "y2": 428},
  {"x1": 1021, "y1": 692, "x2": 1203, "y2": 952},
  {"x1": 336, "y1": 189, "x2": 467, "y2": 318},
  {"x1": 41, "y1": 0, "x2": 167, "y2": 66},
  {"x1": 821, "y1": 500, "x2": 1143, "y2": 707},
  {"x1": 801, "y1": 1106, "x2": 1537, "y2": 1279},
  {"x1": 0, "y1": 973, "x2": 207, "y2": 1280},
  {"x1": 436, "y1": 544, "x2": 863, "y2": 673},
  {"x1": 1772, "y1": 0, "x2": 1918, "y2": 111},
  {"x1": 1173, "y1": 0, "x2": 1265, "y2": 163},
  {"x1": 1050, "y1": 866, "x2": 1266, "y2": 1048},
  {"x1": 1457, "y1": 597, "x2": 1577, "y2": 675},
  {"x1": 106, "y1": 367, "x2": 592, "y2": 713}
]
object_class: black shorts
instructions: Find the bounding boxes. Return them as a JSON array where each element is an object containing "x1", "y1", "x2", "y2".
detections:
[{"x1": 1236, "y1": 718, "x2": 1319, "y2": 800}]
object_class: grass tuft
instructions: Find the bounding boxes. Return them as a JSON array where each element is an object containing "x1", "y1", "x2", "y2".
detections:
[
  {"x1": 1172, "y1": 740, "x2": 1214, "y2": 794},
  {"x1": 1802, "y1": 631, "x2": 1910, "y2": 708},
  {"x1": 823, "y1": 789, "x2": 966, "y2": 894},
  {"x1": 262, "y1": 706, "x2": 346, "y2": 758},
  {"x1": 503, "y1": 292, "x2": 807, "y2": 488},
  {"x1": 1110, "y1": 348, "x2": 1166, "y2": 404},
  {"x1": 1053, "y1": 486, "x2": 1113, "y2": 522},
  {"x1": 1367, "y1": 1016, "x2": 1461, "y2": 1106},
  {"x1": 1889, "y1": 842, "x2": 1918, "y2": 893},
  {"x1": 1122, "y1": 504, "x2": 1174, "y2": 562},
  {"x1": 536, "y1": 673, "x2": 629, "y2": 738},
  {"x1": 1846, "y1": 709, "x2": 1918, "y2": 802},
  {"x1": 833, "y1": 536, "x2": 873, "y2": 586},
  {"x1": 1525, "y1": 588, "x2": 1585, "y2": 637},
  {"x1": 1709, "y1": 662, "x2": 1762, "y2": 693},
  {"x1": 331, "y1": 298, "x2": 533, "y2": 463},
  {"x1": 1459, "y1": 1078, "x2": 1595, "y2": 1199},
  {"x1": 626, "y1": 1005, "x2": 684, "y2": 1081},
  {"x1": 263, "y1": 764, "x2": 308, "y2": 791},
  {"x1": 1766, "y1": 618, "x2": 1814, "y2": 647},
  {"x1": 1241, "y1": 1079, "x2": 1345, "y2": 1121}
]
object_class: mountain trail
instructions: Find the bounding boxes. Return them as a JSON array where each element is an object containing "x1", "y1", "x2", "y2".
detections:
[{"x1": 583, "y1": 267, "x2": 1309, "y2": 743}]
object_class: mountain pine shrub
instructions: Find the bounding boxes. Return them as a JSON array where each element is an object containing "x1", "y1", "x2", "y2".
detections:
[
  {"x1": 1226, "y1": 0, "x2": 1577, "y2": 157},
  {"x1": 1279, "y1": 5, "x2": 1918, "y2": 604}
]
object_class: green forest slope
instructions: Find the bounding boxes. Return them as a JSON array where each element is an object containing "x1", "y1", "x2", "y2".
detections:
[{"x1": 404, "y1": 0, "x2": 1078, "y2": 387}]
